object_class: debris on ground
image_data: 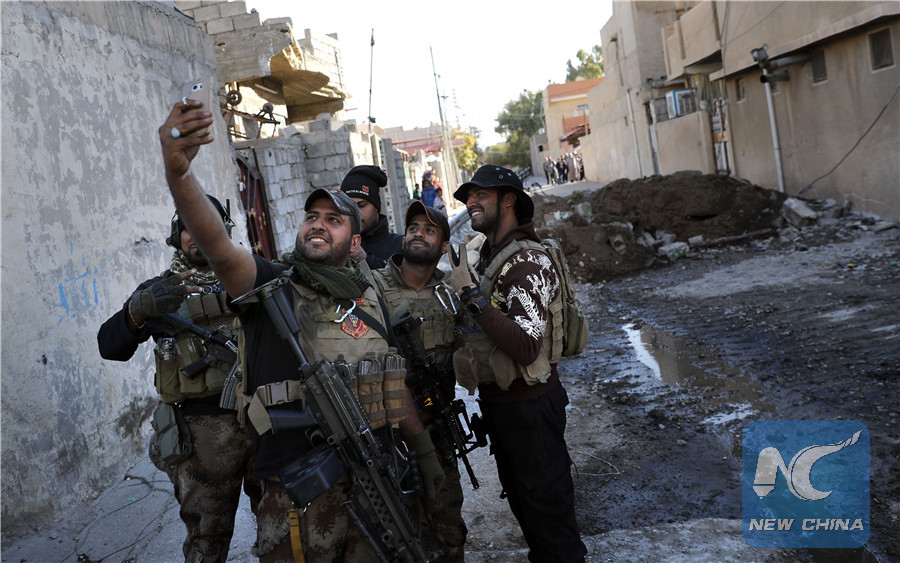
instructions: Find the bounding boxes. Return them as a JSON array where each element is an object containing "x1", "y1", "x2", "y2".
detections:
[{"x1": 532, "y1": 171, "x2": 890, "y2": 283}]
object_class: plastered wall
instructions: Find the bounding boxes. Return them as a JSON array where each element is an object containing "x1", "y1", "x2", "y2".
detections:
[{"x1": 1, "y1": 1, "x2": 244, "y2": 534}]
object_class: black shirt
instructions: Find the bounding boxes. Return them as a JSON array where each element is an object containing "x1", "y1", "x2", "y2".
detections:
[{"x1": 362, "y1": 215, "x2": 403, "y2": 270}]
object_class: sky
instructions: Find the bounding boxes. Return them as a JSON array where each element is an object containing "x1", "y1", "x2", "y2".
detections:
[{"x1": 245, "y1": 0, "x2": 614, "y2": 147}]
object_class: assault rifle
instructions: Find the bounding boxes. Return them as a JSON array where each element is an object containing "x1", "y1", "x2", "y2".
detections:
[
  {"x1": 233, "y1": 277, "x2": 428, "y2": 563},
  {"x1": 158, "y1": 313, "x2": 241, "y2": 410},
  {"x1": 392, "y1": 313, "x2": 487, "y2": 490}
]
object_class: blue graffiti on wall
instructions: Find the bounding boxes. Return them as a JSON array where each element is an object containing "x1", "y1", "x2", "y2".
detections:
[{"x1": 59, "y1": 244, "x2": 100, "y2": 323}]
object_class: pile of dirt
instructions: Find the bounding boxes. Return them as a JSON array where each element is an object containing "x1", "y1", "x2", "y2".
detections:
[{"x1": 532, "y1": 171, "x2": 787, "y2": 282}]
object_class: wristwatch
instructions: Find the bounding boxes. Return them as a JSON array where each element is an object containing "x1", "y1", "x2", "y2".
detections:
[{"x1": 466, "y1": 295, "x2": 489, "y2": 317}]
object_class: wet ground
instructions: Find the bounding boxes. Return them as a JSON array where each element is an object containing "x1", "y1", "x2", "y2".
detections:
[
  {"x1": 457, "y1": 180, "x2": 899, "y2": 561},
  {"x1": 5, "y1": 179, "x2": 898, "y2": 562},
  {"x1": 551, "y1": 224, "x2": 897, "y2": 562}
]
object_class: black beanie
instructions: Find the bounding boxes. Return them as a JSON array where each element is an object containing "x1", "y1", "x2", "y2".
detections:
[{"x1": 340, "y1": 165, "x2": 387, "y2": 210}]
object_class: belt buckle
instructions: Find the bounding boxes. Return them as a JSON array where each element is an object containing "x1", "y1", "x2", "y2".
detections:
[{"x1": 265, "y1": 381, "x2": 289, "y2": 405}]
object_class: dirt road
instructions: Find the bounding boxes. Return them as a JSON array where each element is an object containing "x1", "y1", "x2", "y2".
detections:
[
  {"x1": 463, "y1": 216, "x2": 899, "y2": 561},
  {"x1": 5, "y1": 179, "x2": 896, "y2": 562}
]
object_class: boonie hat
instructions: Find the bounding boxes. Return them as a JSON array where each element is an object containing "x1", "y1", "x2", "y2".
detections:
[
  {"x1": 453, "y1": 165, "x2": 533, "y2": 221},
  {"x1": 305, "y1": 188, "x2": 362, "y2": 234},
  {"x1": 405, "y1": 200, "x2": 450, "y2": 242}
]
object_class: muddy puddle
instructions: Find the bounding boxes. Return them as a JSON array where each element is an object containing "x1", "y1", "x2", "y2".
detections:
[{"x1": 622, "y1": 322, "x2": 766, "y2": 425}]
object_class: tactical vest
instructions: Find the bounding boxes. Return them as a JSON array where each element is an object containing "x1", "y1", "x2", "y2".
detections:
[
  {"x1": 452, "y1": 240, "x2": 564, "y2": 393},
  {"x1": 246, "y1": 278, "x2": 407, "y2": 433},
  {"x1": 371, "y1": 264, "x2": 459, "y2": 369},
  {"x1": 154, "y1": 289, "x2": 236, "y2": 404}
]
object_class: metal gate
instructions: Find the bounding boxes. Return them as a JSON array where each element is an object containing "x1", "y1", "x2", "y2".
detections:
[
  {"x1": 711, "y1": 98, "x2": 730, "y2": 174},
  {"x1": 235, "y1": 152, "x2": 277, "y2": 260}
]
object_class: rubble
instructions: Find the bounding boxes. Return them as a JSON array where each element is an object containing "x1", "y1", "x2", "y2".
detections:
[
  {"x1": 532, "y1": 171, "x2": 892, "y2": 282},
  {"x1": 780, "y1": 197, "x2": 818, "y2": 228}
]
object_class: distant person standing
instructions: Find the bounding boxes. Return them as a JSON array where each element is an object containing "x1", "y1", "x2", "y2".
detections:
[
  {"x1": 422, "y1": 170, "x2": 437, "y2": 207},
  {"x1": 556, "y1": 156, "x2": 568, "y2": 184},
  {"x1": 565, "y1": 153, "x2": 576, "y2": 182},
  {"x1": 542, "y1": 157, "x2": 554, "y2": 185},
  {"x1": 433, "y1": 186, "x2": 446, "y2": 214},
  {"x1": 577, "y1": 155, "x2": 585, "y2": 181},
  {"x1": 413, "y1": 183, "x2": 422, "y2": 201}
]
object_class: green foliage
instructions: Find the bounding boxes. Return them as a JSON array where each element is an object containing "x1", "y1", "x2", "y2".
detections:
[
  {"x1": 482, "y1": 143, "x2": 508, "y2": 167},
  {"x1": 494, "y1": 90, "x2": 543, "y2": 168},
  {"x1": 566, "y1": 45, "x2": 604, "y2": 81},
  {"x1": 454, "y1": 128, "x2": 481, "y2": 172}
]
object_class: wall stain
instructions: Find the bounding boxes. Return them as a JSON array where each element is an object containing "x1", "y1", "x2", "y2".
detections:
[{"x1": 116, "y1": 396, "x2": 156, "y2": 440}]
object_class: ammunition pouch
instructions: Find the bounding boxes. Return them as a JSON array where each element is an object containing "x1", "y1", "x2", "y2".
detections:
[
  {"x1": 154, "y1": 334, "x2": 231, "y2": 403},
  {"x1": 154, "y1": 290, "x2": 236, "y2": 404},
  {"x1": 247, "y1": 350, "x2": 407, "y2": 436},
  {"x1": 150, "y1": 401, "x2": 192, "y2": 466}
]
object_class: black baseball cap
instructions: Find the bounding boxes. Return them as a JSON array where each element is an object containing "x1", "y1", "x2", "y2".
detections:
[
  {"x1": 453, "y1": 165, "x2": 534, "y2": 221},
  {"x1": 405, "y1": 200, "x2": 450, "y2": 242},
  {"x1": 305, "y1": 188, "x2": 362, "y2": 234}
]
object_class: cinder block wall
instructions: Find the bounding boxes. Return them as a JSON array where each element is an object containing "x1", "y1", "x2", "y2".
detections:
[
  {"x1": 1, "y1": 1, "x2": 243, "y2": 535},
  {"x1": 234, "y1": 115, "x2": 376, "y2": 255}
]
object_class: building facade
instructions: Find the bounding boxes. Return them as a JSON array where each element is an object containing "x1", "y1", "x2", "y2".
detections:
[{"x1": 581, "y1": 0, "x2": 899, "y2": 221}]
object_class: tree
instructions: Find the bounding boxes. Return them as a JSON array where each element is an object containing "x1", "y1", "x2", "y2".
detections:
[
  {"x1": 454, "y1": 127, "x2": 481, "y2": 172},
  {"x1": 494, "y1": 90, "x2": 543, "y2": 168},
  {"x1": 566, "y1": 45, "x2": 604, "y2": 81}
]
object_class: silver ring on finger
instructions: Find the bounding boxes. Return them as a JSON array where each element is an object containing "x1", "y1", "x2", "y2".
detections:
[{"x1": 171, "y1": 127, "x2": 181, "y2": 139}]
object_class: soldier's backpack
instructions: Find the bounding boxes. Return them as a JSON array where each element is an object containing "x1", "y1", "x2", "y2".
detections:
[{"x1": 540, "y1": 239, "x2": 589, "y2": 357}]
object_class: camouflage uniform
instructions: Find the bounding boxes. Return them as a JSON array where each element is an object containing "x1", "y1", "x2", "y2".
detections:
[
  {"x1": 373, "y1": 256, "x2": 468, "y2": 562},
  {"x1": 153, "y1": 413, "x2": 262, "y2": 563},
  {"x1": 241, "y1": 256, "x2": 406, "y2": 562},
  {"x1": 98, "y1": 270, "x2": 261, "y2": 563},
  {"x1": 254, "y1": 475, "x2": 379, "y2": 562}
]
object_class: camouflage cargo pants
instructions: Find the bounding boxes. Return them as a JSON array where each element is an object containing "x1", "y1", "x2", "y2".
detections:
[
  {"x1": 421, "y1": 454, "x2": 467, "y2": 562},
  {"x1": 150, "y1": 413, "x2": 262, "y2": 563},
  {"x1": 255, "y1": 473, "x2": 380, "y2": 562}
]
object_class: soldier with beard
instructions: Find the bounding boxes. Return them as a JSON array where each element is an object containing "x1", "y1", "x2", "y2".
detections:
[
  {"x1": 447, "y1": 165, "x2": 587, "y2": 562},
  {"x1": 97, "y1": 194, "x2": 261, "y2": 563},
  {"x1": 157, "y1": 99, "x2": 444, "y2": 562},
  {"x1": 372, "y1": 201, "x2": 467, "y2": 562}
]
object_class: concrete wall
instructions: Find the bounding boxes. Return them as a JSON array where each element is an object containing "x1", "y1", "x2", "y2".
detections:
[
  {"x1": 380, "y1": 138, "x2": 411, "y2": 235},
  {"x1": 680, "y1": 1, "x2": 719, "y2": 67},
  {"x1": 727, "y1": 19, "x2": 900, "y2": 218},
  {"x1": 718, "y1": 1, "x2": 896, "y2": 74},
  {"x1": 529, "y1": 132, "x2": 549, "y2": 179},
  {"x1": 545, "y1": 98, "x2": 587, "y2": 158},
  {"x1": 1, "y1": 1, "x2": 243, "y2": 535},
  {"x1": 656, "y1": 111, "x2": 715, "y2": 174},
  {"x1": 234, "y1": 135, "x2": 308, "y2": 255}
]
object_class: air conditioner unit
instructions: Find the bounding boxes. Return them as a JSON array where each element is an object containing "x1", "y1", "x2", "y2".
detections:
[{"x1": 666, "y1": 89, "x2": 696, "y2": 119}]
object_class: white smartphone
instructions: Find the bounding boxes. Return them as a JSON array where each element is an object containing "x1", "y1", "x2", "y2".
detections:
[{"x1": 180, "y1": 76, "x2": 215, "y2": 137}]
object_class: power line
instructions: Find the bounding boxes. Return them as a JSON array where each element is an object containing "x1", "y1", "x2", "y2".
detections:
[{"x1": 799, "y1": 80, "x2": 899, "y2": 194}]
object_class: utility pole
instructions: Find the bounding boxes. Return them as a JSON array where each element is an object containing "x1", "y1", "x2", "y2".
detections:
[
  {"x1": 430, "y1": 46, "x2": 459, "y2": 196},
  {"x1": 367, "y1": 28, "x2": 375, "y2": 127}
]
